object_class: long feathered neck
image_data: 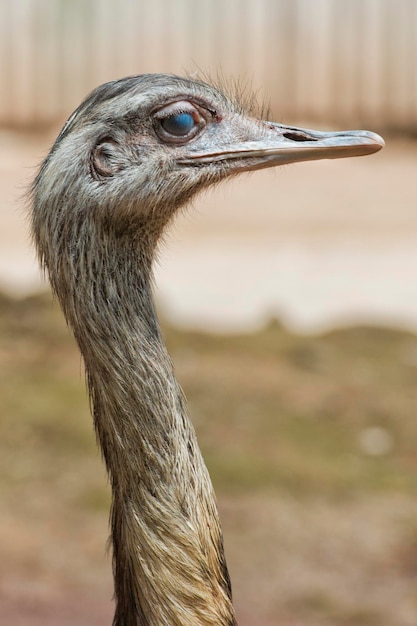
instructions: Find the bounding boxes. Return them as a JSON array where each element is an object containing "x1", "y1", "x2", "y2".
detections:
[{"x1": 34, "y1": 207, "x2": 236, "y2": 625}]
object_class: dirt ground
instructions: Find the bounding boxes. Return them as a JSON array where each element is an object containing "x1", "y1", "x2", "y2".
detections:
[{"x1": 3, "y1": 496, "x2": 417, "y2": 626}]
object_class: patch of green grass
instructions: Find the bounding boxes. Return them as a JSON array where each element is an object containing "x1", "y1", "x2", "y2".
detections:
[{"x1": 1, "y1": 291, "x2": 417, "y2": 510}]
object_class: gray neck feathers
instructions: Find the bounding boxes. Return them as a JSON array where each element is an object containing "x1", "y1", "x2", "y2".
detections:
[{"x1": 32, "y1": 190, "x2": 236, "y2": 625}]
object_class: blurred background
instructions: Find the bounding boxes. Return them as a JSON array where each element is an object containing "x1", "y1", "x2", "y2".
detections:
[{"x1": 1, "y1": 1, "x2": 417, "y2": 625}]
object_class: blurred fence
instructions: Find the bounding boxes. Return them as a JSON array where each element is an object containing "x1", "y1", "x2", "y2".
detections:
[{"x1": 0, "y1": 0, "x2": 416, "y2": 131}]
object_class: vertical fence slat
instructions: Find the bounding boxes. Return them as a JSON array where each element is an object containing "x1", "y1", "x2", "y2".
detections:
[
  {"x1": 11, "y1": 0, "x2": 37, "y2": 125},
  {"x1": 0, "y1": 0, "x2": 416, "y2": 132}
]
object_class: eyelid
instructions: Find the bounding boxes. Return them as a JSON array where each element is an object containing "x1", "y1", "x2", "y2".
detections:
[{"x1": 154, "y1": 100, "x2": 201, "y2": 120}]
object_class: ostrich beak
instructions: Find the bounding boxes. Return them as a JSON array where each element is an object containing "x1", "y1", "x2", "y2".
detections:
[{"x1": 180, "y1": 122, "x2": 384, "y2": 171}]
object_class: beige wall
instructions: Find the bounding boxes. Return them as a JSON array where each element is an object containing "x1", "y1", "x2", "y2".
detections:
[{"x1": 0, "y1": 0, "x2": 416, "y2": 130}]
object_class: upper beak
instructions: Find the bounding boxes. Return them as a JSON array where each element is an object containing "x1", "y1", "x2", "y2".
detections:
[{"x1": 179, "y1": 122, "x2": 384, "y2": 171}]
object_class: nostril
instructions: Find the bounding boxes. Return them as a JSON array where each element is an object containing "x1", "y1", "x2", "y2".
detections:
[{"x1": 283, "y1": 131, "x2": 316, "y2": 142}]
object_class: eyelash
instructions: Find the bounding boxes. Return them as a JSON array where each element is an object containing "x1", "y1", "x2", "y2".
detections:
[{"x1": 159, "y1": 107, "x2": 194, "y2": 119}]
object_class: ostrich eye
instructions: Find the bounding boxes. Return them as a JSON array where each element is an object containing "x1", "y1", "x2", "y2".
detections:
[
  {"x1": 161, "y1": 112, "x2": 196, "y2": 136},
  {"x1": 154, "y1": 101, "x2": 206, "y2": 144}
]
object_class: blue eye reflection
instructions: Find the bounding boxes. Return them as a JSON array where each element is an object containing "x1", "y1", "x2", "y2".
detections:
[{"x1": 161, "y1": 112, "x2": 196, "y2": 136}]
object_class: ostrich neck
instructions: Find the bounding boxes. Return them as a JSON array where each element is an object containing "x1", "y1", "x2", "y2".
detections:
[{"x1": 57, "y1": 225, "x2": 236, "y2": 626}]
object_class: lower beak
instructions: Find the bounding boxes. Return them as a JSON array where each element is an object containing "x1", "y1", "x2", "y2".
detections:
[{"x1": 180, "y1": 122, "x2": 384, "y2": 171}]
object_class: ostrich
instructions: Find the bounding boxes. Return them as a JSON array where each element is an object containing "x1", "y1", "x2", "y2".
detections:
[{"x1": 31, "y1": 74, "x2": 383, "y2": 626}]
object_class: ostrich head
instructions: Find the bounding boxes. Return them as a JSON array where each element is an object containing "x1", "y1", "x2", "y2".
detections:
[
  {"x1": 33, "y1": 74, "x2": 383, "y2": 271},
  {"x1": 31, "y1": 74, "x2": 384, "y2": 626}
]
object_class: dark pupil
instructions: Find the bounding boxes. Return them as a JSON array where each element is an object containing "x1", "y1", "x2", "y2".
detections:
[{"x1": 161, "y1": 112, "x2": 195, "y2": 136}]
